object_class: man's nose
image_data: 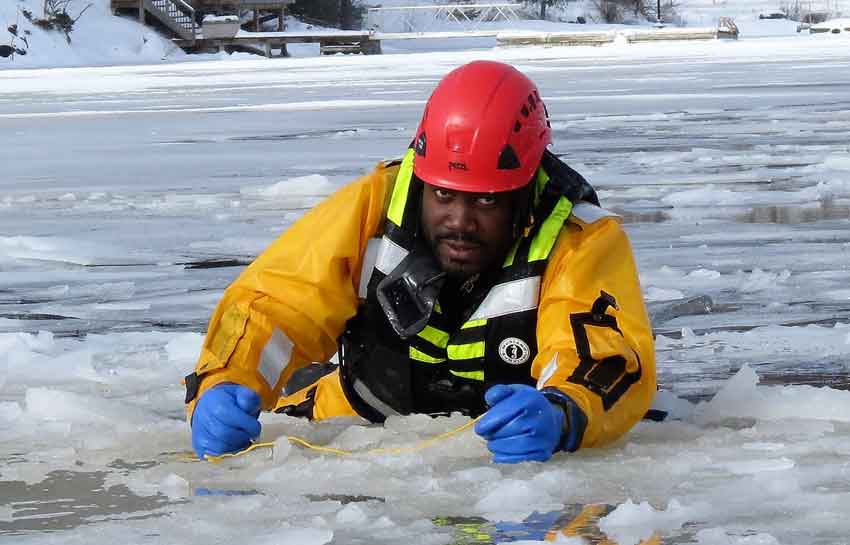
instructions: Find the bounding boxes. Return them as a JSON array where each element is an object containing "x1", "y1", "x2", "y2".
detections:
[{"x1": 444, "y1": 199, "x2": 476, "y2": 232}]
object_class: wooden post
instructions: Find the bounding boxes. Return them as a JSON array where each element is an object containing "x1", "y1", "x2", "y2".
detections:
[
  {"x1": 254, "y1": 8, "x2": 260, "y2": 31},
  {"x1": 279, "y1": 5, "x2": 285, "y2": 31},
  {"x1": 138, "y1": 0, "x2": 144, "y2": 23}
]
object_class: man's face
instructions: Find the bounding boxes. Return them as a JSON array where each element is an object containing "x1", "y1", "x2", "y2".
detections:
[{"x1": 420, "y1": 183, "x2": 516, "y2": 279}]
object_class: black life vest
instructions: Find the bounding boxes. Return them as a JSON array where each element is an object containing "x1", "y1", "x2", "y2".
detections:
[{"x1": 338, "y1": 149, "x2": 598, "y2": 423}]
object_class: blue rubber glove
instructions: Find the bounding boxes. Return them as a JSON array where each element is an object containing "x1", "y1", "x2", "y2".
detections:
[
  {"x1": 191, "y1": 383, "x2": 262, "y2": 459},
  {"x1": 474, "y1": 384, "x2": 565, "y2": 464}
]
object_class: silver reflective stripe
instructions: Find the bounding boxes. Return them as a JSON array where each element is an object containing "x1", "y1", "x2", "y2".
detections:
[
  {"x1": 358, "y1": 238, "x2": 382, "y2": 298},
  {"x1": 570, "y1": 202, "x2": 619, "y2": 224},
  {"x1": 536, "y1": 352, "x2": 559, "y2": 390},
  {"x1": 353, "y1": 379, "x2": 401, "y2": 418},
  {"x1": 374, "y1": 235, "x2": 408, "y2": 275},
  {"x1": 469, "y1": 276, "x2": 541, "y2": 321},
  {"x1": 259, "y1": 328, "x2": 293, "y2": 389}
]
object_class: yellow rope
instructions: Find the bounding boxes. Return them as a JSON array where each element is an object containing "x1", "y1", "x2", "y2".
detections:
[{"x1": 202, "y1": 416, "x2": 482, "y2": 463}]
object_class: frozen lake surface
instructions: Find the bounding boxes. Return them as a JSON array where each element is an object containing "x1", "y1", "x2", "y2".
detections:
[{"x1": 2, "y1": 34, "x2": 850, "y2": 544}]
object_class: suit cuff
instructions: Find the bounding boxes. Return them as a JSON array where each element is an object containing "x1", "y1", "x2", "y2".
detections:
[{"x1": 541, "y1": 387, "x2": 587, "y2": 452}]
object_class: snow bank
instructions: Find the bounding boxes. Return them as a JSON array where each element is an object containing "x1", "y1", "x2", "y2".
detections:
[
  {"x1": 0, "y1": 0, "x2": 188, "y2": 69},
  {"x1": 3, "y1": 0, "x2": 844, "y2": 69}
]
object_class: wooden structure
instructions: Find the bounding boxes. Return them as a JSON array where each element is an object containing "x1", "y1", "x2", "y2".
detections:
[
  {"x1": 112, "y1": 0, "x2": 198, "y2": 42},
  {"x1": 497, "y1": 30, "x2": 613, "y2": 47},
  {"x1": 193, "y1": 0, "x2": 294, "y2": 31},
  {"x1": 113, "y1": 0, "x2": 382, "y2": 56},
  {"x1": 497, "y1": 21, "x2": 739, "y2": 48},
  {"x1": 111, "y1": 0, "x2": 293, "y2": 43},
  {"x1": 178, "y1": 30, "x2": 381, "y2": 57}
]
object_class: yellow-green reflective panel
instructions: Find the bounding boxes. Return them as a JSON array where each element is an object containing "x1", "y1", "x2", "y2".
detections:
[
  {"x1": 503, "y1": 238, "x2": 521, "y2": 268},
  {"x1": 409, "y1": 347, "x2": 446, "y2": 363},
  {"x1": 450, "y1": 370, "x2": 484, "y2": 381},
  {"x1": 461, "y1": 319, "x2": 487, "y2": 330},
  {"x1": 418, "y1": 325, "x2": 450, "y2": 347},
  {"x1": 534, "y1": 166, "x2": 550, "y2": 207},
  {"x1": 387, "y1": 149, "x2": 416, "y2": 226},
  {"x1": 528, "y1": 196, "x2": 573, "y2": 262},
  {"x1": 447, "y1": 342, "x2": 485, "y2": 360}
]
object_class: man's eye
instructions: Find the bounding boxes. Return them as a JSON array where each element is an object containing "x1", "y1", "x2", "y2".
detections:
[
  {"x1": 476, "y1": 195, "x2": 497, "y2": 206},
  {"x1": 434, "y1": 188, "x2": 452, "y2": 200}
]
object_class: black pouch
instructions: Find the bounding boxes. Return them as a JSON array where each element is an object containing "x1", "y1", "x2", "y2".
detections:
[
  {"x1": 338, "y1": 313, "x2": 415, "y2": 420},
  {"x1": 375, "y1": 252, "x2": 446, "y2": 339}
]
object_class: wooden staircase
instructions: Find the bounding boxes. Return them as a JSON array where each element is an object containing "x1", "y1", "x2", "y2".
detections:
[{"x1": 112, "y1": 0, "x2": 198, "y2": 43}]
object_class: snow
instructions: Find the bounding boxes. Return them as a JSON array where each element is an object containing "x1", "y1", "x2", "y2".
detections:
[
  {"x1": 3, "y1": 0, "x2": 850, "y2": 68},
  {"x1": 0, "y1": 0, "x2": 191, "y2": 68},
  {"x1": 2, "y1": 0, "x2": 850, "y2": 543}
]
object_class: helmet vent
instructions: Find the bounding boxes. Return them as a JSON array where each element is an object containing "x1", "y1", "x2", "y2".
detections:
[
  {"x1": 528, "y1": 94, "x2": 537, "y2": 110},
  {"x1": 498, "y1": 144, "x2": 521, "y2": 170},
  {"x1": 521, "y1": 105, "x2": 529, "y2": 118},
  {"x1": 415, "y1": 133, "x2": 427, "y2": 156},
  {"x1": 513, "y1": 121, "x2": 522, "y2": 133}
]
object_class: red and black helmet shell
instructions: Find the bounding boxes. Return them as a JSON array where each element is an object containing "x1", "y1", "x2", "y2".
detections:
[{"x1": 412, "y1": 60, "x2": 552, "y2": 193}]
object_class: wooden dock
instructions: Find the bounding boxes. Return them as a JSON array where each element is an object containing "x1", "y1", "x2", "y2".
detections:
[
  {"x1": 180, "y1": 29, "x2": 381, "y2": 57},
  {"x1": 193, "y1": 0, "x2": 293, "y2": 31},
  {"x1": 497, "y1": 25, "x2": 738, "y2": 48}
]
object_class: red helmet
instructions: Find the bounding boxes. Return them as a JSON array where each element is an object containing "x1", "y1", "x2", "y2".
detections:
[{"x1": 412, "y1": 60, "x2": 552, "y2": 193}]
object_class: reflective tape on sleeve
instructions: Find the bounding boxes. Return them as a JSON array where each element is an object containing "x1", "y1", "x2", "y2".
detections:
[
  {"x1": 358, "y1": 238, "x2": 382, "y2": 298},
  {"x1": 259, "y1": 327, "x2": 294, "y2": 389},
  {"x1": 536, "y1": 353, "x2": 559, "y2": 390},
  {"x1": 375, "y1": 236, "x2": 409, "y2": 276}
]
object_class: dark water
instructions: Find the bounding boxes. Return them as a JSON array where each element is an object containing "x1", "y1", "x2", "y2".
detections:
[{"x1": 0, "y1": 468, "x2": 172, "y2": 535}]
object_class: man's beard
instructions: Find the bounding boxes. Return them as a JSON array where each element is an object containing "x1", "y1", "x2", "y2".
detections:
[{"x1": 427, "y1": 231, "x2": 487, "y2": 280}]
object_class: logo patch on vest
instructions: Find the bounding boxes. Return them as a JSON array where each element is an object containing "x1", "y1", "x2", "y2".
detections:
[{"x1": 498, "y1": 337, "x2": 530, "y2": 365}]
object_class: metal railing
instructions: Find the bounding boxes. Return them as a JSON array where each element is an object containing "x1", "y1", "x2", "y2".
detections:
[
  {"x1": 365, "y1": 3, "x2": 522, "y2": 33},
  {"x1": 150, "y1": 0, "x2": 198, "y2": 42}
]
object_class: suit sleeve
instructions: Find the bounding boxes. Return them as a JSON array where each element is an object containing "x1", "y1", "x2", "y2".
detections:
[
  {"x1": 185, "y1": 166, "x2": 393, "y2": 419},
  {"x1": 533, "y1": 214, "x2": 656, "y2": 448}
]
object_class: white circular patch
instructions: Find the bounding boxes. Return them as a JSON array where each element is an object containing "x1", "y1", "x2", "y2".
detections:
[{"x1": 498, "y1": 337, "x2": 530, "y2": 365}]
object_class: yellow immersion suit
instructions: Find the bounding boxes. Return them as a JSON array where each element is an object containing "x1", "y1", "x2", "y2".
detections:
[{"x1": 186, "y1": 160, "x2": 656, "y2": 450}]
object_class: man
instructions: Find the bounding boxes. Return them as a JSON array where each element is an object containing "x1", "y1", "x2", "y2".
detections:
[{"x1": 186, "y1": 61, "x2": 655, "y2": 463}]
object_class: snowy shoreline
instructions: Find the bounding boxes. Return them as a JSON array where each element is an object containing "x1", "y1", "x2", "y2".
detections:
[{"x1": 1, "y1": 0, "x2": 844, "y2": 69}]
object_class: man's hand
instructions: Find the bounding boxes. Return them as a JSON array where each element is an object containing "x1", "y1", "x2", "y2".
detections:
[
  {"x1": 474, "y1": 384, "x2": 565, "y2": 463},
  {"x1": 191, "y1": 384, "x2": 262, "y2": 459}
]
